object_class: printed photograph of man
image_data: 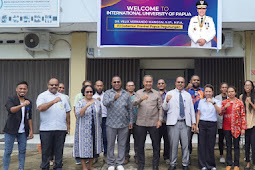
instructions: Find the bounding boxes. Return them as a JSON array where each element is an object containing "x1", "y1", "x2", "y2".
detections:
[{"x1": 188, "y1": 0, "x2": 216, "y2": 48}]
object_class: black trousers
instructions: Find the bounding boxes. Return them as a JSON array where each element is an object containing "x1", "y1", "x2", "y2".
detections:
[
  {"x1": 40, "y1": 131, "x2": 66, "y2": 170},
  {"x1": 125, "y1": 124, "x2": 138, "y2": 159},
  {"x1": 218, "y1": 129, "x2": 225, "y2": 156},
  {"x1": 245, "y1": 127, "x2": 255, "y2": 164},
  {"x1": 158, "y1": 122, "x2": 170, "y2": 160},
  {"x1": 102, "y1": 117, "x2": 107, "y2": 156},
  {"x1": 189, "y1": 132, "x2": 195, "y2": 154},
  {"x1": 224, "y1": 130, "x2": 240, "y2": 167},
  {"x1": 198, "y1": 120, "x2": 217, "y2": 169},
  {"x1": 136, "y1": 125, "x2": 160, "y2": 167}
]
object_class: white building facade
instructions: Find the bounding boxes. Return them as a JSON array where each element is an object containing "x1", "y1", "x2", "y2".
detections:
[{"x1": 0, "y1": 0, "x2": 255, "y2": 134}]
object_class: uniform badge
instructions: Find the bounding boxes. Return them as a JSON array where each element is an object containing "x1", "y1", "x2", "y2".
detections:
[{"x1": 60, "y1": 102, "x2": 64, "y2": 110}]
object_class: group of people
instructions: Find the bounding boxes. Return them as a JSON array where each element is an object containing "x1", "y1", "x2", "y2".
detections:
[
  {"x1": 2, "y1": 79, "x2": 71, "y2": 170},
  {"x1": 2, "y1": 75, "x2": 255, "y2": 170}
]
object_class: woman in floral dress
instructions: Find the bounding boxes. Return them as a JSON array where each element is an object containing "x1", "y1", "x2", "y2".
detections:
[
  {"x1": 221, "y1": 86, "x2": 247, "y2": 170},
  {"x1": 73, "y1": 85, "x2": 103, "y2": 170}
]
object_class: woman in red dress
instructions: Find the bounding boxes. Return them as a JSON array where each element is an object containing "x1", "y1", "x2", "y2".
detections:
[{"x1": 220, "y1": 86, "x2": 247, "y2": 170}]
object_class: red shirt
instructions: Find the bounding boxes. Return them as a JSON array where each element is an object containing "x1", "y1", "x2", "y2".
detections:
[
  {"x1": 221, "y1": 98, "x2": 247, "y2": 138},
  {"x1": 223, "y1": 103, "x2": 233, "y2": 130}
]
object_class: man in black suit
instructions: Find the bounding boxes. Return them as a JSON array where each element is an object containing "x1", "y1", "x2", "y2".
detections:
[{"x1": 3, "y1": 81, "x2": 33, "y2": 170}]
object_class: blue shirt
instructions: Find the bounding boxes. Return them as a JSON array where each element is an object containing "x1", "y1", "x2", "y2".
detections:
[
  {"x1": 103, "y1": 88, "x2": 133, "y2": 128},
  {"x1": 197, "y1": 98, "x2": 221, "y2": 122},
  {"x1": 188, "y1": 87, "x2": 205, "y2": 113}
]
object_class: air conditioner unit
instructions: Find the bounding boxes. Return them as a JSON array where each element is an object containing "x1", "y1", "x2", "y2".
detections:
[
  {"x1": 24, "y1": 32, "x2": 52, "y2": 51},
  {"x1": 222, "y1": 30, "x2": 234, "y2": 49}
]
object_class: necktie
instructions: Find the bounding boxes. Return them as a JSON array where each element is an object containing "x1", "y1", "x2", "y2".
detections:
[
  {"x1": 201, "y1": 17, "x2": 203, "y2": 24},
  {"x1": 179, "y1": 91, "x2": 185, "y2": 118}
]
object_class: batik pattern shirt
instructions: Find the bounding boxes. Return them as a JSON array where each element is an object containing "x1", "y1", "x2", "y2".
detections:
[
  {"x1": 188, "y1": 87, "x2": 205, "y2": 113},
  {"x1": 103, "y1": 88, "x2": 133, "y2": 128}
]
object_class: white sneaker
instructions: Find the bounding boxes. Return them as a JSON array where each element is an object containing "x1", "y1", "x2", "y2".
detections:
[
  {"x1": 108, "y1": 166, "x2": 115, "y2": 170},
  {"x1": 117, "y1": 165, "x2": 124, "y2": 170},
  {"x1": 219, "y1": 157, "x2": 225, "y2": 163}
]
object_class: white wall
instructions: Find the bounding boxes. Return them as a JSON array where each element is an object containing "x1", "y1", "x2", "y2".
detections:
[
  {"x1": 87, "y1": 32, "x2": 245, "y2": 58},
  {"x1": 60, "y1": 0, "x2": 98, "y2": 23},
  {"x1": 0, "y1": 34, "x2": 71, "y2": 59},
  {"x1": 0, "y1": 31, "x2": 244, "y2": 59},
  {"x1": 222, "y1": 0, "x2": 255, "y2": 22}
]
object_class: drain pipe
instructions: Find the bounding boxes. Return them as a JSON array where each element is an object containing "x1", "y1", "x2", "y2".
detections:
[{"x1": 250, "y1": 32, "x2": 254, "y2": 80}]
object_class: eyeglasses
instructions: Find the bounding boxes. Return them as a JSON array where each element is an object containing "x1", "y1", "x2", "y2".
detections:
[
  {"x1": 49, "y1": 84, "x2": 59, "y2": 87},
  {"x1": 113, "y1": 81, "x2": 121, "y2": 84},
  {"x1": 59, "y1": 87, "x2": 64, "y2": 89},
  {"x1": 85, "y1": 91, "x2": 93, "y2": 94},
  {"x1": 176, "y1": 81, "x2": 184, "y2": 84}
]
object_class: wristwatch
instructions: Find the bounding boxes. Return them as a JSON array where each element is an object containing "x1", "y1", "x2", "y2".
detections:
[{"x1": 212, "y1": 102, "x2": 216, "y2": 105}]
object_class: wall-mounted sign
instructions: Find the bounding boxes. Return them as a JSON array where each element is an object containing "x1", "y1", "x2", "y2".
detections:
[
  {"x1": 98, "y1": 0, "x2": 222, "y2": 49},
  {"x1": 0, "y1": 0, "x2": 59, "y2": 27}
]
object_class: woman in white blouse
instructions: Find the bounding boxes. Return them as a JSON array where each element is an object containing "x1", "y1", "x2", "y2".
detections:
[{"x1": 196, "y1": 84, "x2": 221, "y2": 170}]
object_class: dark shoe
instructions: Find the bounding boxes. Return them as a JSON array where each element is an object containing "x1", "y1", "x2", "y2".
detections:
[
  {"x1": 138, "y1": 164, "x2": 144, "y2": 170},
  {"x1": 123, "y1": 158, "x2": 129, "y2": 165},
  {"x1": 153, "y1": 166, "x2": 159, "y2": 170},
  {"x1": 135, "y1": 158, "x2": 138, "y2": 164},
  {"x1": 168, "y1": 166, "x2": 176, "y2": 170},
  {"x1": 244, "y1": 167, "x2": 250, "y2": 170},
  {"x1": 183, "y1": 166, "x2": 189, "y2": 170}
]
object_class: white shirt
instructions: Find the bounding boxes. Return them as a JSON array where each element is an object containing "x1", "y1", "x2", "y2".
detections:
[
  {"x1": 188, "y1": 15, "x2": 216, "y2": 48},
  {"x1": 18, "y1": 104, "x2": 25, "y2": 133},
  {"x1": 93, "y1": 92, "x2": 107, "y2": 117},
  {"x1": 63, "y1": 94, "x2": 71, "y2": 108},
  {"x1": 197, "y1": 98, "x2": 221, "y2": 122},
  {"x1": 36, "y1": 90, "x2": 71, "y2": 131}
]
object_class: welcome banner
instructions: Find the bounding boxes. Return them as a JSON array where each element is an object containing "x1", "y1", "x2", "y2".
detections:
[{"x1": 98, "y1": 0, "x2": 222, "y2": 49}]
